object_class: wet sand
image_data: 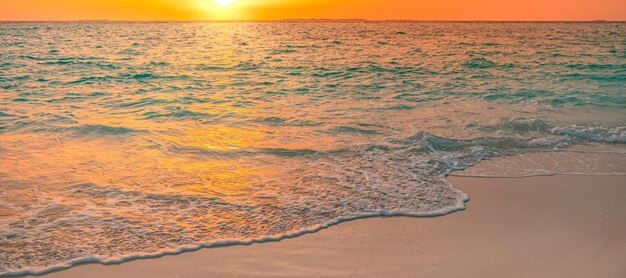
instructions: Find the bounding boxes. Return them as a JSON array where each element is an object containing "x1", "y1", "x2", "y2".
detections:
[{"x1": 41, "y1": 149, "x2": 626, "y2": 278}]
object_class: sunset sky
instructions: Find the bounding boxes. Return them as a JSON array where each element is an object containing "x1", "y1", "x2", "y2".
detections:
[{"x1": 1, "y1": 0, "x2": 625, "y2": 21}]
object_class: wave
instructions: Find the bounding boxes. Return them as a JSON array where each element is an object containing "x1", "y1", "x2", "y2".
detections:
[
  {"x1": 118, "y1": 98, "x2": 169, "y2": 108},
  {"x1": 0, "y1": 194, "x2": 469, "y2": 277},
  {"x1": 71, "y1": 124, "x2": 146, "y2": 136},
  {"x1": 66, "y1": 76, "x2": 114, "y2": 85},
  {"x1": 1, "y1": 122, "x2": 624, "y2": 276},
  {"x1": 142, "y1": 110, "x2": 214, "y2": 120},
  {"x1": 3, "y1": 123, "x2": 625, "y2": 276},
  {"x1": 326, "y1": 126, "x2": 379, "y2": 135},
  {"x1": 461, "y1": 57, "x2": 497, "y2": 69}
]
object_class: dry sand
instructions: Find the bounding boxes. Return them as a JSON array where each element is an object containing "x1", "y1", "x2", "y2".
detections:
[{"x1": 41, "y1": 148, "x2": 626, "y2": 278}]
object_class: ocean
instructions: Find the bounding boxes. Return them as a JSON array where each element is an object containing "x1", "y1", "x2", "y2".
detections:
[{"x1": 0, "y1": 22, "x2": 625, "y2": 276}]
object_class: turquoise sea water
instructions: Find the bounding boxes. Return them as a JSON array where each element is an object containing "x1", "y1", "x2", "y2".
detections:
[{"x1": 0, "y1": 22, "x2": 625, "y2": 275}]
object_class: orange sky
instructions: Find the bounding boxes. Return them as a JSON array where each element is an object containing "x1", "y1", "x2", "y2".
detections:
[{"x1": 1, "y1": 0, "x2": 625, "y2": 21}]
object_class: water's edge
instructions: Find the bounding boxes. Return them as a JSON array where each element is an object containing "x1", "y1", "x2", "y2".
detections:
[
  {"x1": 5, "y1": 142, "x2": 625, "y2": 278},
  {"x1": 2, "y1": 191, "x2": 469, "y2": 277}
]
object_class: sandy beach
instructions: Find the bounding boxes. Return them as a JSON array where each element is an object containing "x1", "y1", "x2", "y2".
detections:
[{"x1": 37, "y1": 147, "x2": 625, "y2": 278}]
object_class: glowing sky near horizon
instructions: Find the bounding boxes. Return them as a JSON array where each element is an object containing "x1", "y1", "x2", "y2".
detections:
[{"x1": 0, "y1": 0, "x2": 625, "y2": 21}]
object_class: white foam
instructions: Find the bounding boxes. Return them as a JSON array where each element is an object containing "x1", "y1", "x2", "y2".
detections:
[{"x1": 1, "y1": 188, "x2": 469, "y2": 277}]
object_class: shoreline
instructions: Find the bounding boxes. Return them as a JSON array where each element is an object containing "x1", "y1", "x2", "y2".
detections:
[
  {"x1": 17, "y1": 145, "x2": 626, "y2": 277},
  {"x1": 2, "y1": 20, "x2": 625, "y2": 23},
  {"x1": 5, "y1": 195, "x2": 469, "y2": 277}
]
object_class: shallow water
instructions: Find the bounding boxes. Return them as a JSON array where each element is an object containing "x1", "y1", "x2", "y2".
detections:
[{"x1": 0, "y1": 22, "x2": 625, "y2": 275}]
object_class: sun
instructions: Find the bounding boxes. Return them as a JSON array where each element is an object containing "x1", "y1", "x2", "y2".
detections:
[{"x1": 213, "y1": 0, "x2": 235, "y2": 7}]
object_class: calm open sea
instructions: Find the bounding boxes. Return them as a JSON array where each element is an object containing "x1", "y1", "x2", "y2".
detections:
[{"x1": 1, "y1": 22, "x2": 625, "y2": 275}]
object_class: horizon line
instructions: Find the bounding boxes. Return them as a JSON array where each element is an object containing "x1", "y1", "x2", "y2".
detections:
[{"x1": 1, "y1": 19, "x2": 624, "y2": 23}]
